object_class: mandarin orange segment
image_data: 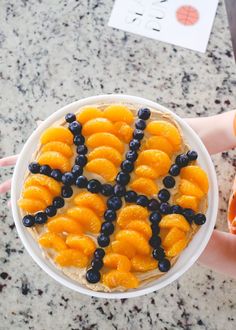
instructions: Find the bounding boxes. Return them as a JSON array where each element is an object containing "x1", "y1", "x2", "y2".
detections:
[
  {"x1": 126, "y1": 220, "x2": 152, "y2": 239},
  {"x1": 180, "y1": 166, "x2": 209, "y2": 194},
  {"x1": 162, "y1": 227, "x2": 186, "y2": 248},
  {"x1": 103, "y1": 105, "x2": 134, "y2": 124},
  {"x1": 37, "y1": 151, "x2": 71, "y2": 173},
  {"x1": 129, "y1": 177, "x2": 158, "y2": 196},
  {"x1": 22, "y1": 185, "x2": 53, "y2": 205},
  {"x1": 117, "y1": 205, "x2": 148, "y2": 228},
  {"x1": 179, "y1": 179, "x2": 204, "y2": 199},
  {"x1": 104, "y1": 253, "x2": 131, "y2": 272},
  {"x1": 115, "y1": 230, "x2": 150, "y2": 255},
  {"x1": 111, "y1": 240, "x2": 136, "y2": 259},
  {"x1": 82, "y1": 118, "x2": 115, "y2": 136},
  {"x1": 18, "y1": 198, "x2": 46, "y2": 213},
  {"x1": 54, "y1": 249, "x2": 88, "y2": 267},
  {"x1": 87, "y1": 133, "x2": 124, "y2": 153},
  {"x1": 85, "y1": 158, "x2": 117, "y2": 182},
  {"x1": 159, "y1": 214, "x2": 191, "y2": 232},
  {"x1": 40, "y1": 127, "x2": 73, "y2": 145},
  {"x1": 47, "y1": 216, "x2": 84, "y2": 234},
  {"x1": 135, "y1": 165, "x2": 158, "y2": 179},
  {"x1": 38, "y1": 232, "x2": 67, "y2": 252},
  {"x1": 67, "y1": 207, "x2": 101, "y2": 233},
  {"x1": 24, "y1": 174, "x2": 61, "y2": 195},
  {"x1": 41, "y1": 141, "x2": 74, "y2": 158},
  {"x1": 76, "y1": 107, "x2": 104, "y2": 124},
  {"x1": 176, "y1": 195, "x2": 199, "y2": 212},
  {"x1": 103, "y1": 270, "x2": 139, "y2": 289},
  {"x1": 143, "y1": 136, "x2": 174, "y2": 156},
  {"x1": 136, "y1": 150, "x2": 171, "y2": 176},
  {"x1": 131, "y1": 255, "x2": 157, "y2": 272},
  {"x1": 88, "y1": 146, "x2": 122, "y2": 166},
  {"x1": 66, "y1": 234, "x2": 96, "y2": 256},
  {"x1": 74, "y1": 192, "x2": 106, "y2": 216},
  {"x1": 146, "y1": 120, "x2": 181, "y2": 151},
  {"x1": 113, "y1": 121, "x2": 133, "y2": 143},
  {"x1": 165, "y1": 238, "x2": 188, "y2": 257}
]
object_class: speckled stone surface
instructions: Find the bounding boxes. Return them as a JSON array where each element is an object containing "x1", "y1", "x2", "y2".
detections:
[{"x1": 0, "y1": 1, "x2": 236, "y2": 329}]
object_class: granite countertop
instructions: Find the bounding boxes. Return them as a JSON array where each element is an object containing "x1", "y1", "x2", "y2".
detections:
[{"x1": 0, "y1": 1, "x2": 236, "y2": 329}]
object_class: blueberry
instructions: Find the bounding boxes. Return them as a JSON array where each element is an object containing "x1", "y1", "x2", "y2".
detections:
[
  {"x1": 126, "y1": 150, "x2": 138, "y2": 162},
  {"x1": 104, "y1": 209, "x2": 116, "y2": 222},
  {"x1": 51, "y1": 169, "x2": 62, "y2": 181},
  {"x1": 163, "y1": 176, "x2": 175, "y2": 189},
  {"x1": 135, "y1": 119, "x2": 146, "y2": 130},
  {"x1": 121, "y1": 160, "x2": 134, "y2": 173},
  {"x1": 124, "y1": 190, "x2": 137, "y2": 203},
  {"x1": 129, "y1": 139, "x2": 140, "y2": 151},
  {"x1": 101, "y1": 222, "x2": 115, "y2": 235},
  {"x1": 75, "y1": 155, "x2": 87, "y2": 166},
  {"x1": 65, "y1": 113, "x2": 76, "y2": 123},
  {"x1": 68, "y1": 121, "x2": 82, "y2": 135},
  {"x1": 171, "y1": 205, "x2": 183, "y2": 214},
  {"x1": 97, "y1": 234, "x2": 110, "y2": 247},
  {"x1": 194, "y1": 213, "x2": 206, "y2": 225},
  {"x1": 175, "y1": 154, "x2": 189, "y2": 167},
  {"x1": 94, "y1": 248, "x2": 105, "y2": 259},
  {"x1": 45, "y1": 205, "x2": 57, "y2": 217},
  {"x1": 87, "y1": 179, "x2": 101, "y2": 193},
  {"x1": 61, "y1": 185, "x2": 73, "y2": 198},
  {"x1": 187, "y1": 150, "x2": 198, "y2": 161},
  {"x1": 76, "y1": 145, "x2": 88, "y2": 155},
  {"x1": 151, "y1": 223, "x2": 160, "y2": 235},
  {"x1": 28, "y1": 162, "x2": 40, "y2": 174},
  {"x1": 101, "y1": 184, "x2": 114, "y2": 196},
  {"x1": 138, "y1": 107, "x2": 151, "y2": 120},
  {"x1": 152, "y1": 247, "x2": 165, "y2": 261},
  {"x1": 76, "y1": 175, "x2": 88, "y2": 188},
  {"x1": 169, "y1": 164, "x2": 180, "y2": 176},
  {"x1": 158, "y1": 189, "x2": 170, "y2": 202},
  {"x1": 116, "y1": 172, "x2": 130, "y2": 185},
  {"x1": 71, "y1": 164, "x2": 83, "y2": 177},
  {"x1": 136, "y1": 195, "x2": 149, "y2": 207},
  {"x1": 149, "y1": 211, "x2": 162, "y2": 223},
  {"x1": 149, "y1": 235, "x2": 161, "y2": 248},
  {"x1": 22, "y1": 215, "x2": 35, "y2": 227},
  {"x1": 73, "y1": 135, "x2": 85, "y2": 146},
  {"x1": 114, "y1": 184, "x2": 126, "y2": 197},
  {"x1": 133, "y1": 129, "x2": 144, "y2": 140},
  {"x1": 62, "y1": 172, "x2": 75, "y2": 185},
  {"x1": 35, "y1": 212, "x2": 48, "y2": 224},
  {"x1": 182, "y1": 208, "x2": 195, "y2": 223},
  {"x1": 53, "y1": 196, "x2": 65, "y2": 208},
  {"x1": 158, "y1": 258, "x2": 171, "y2": 272},
  {"x1": 86, "y1": 269, "x2": 101, "y2": 283},
  {"x1": 148, "y1": 199, "x2": 160, "y2": 211},
  {"x1": 159, "y1": 202, "x2": 171, "y2": 214},
  {"x1": 91, "y1": 259, "x2": 103, "y2": 271},
  {"x1": 39, "y1": 165, "x2": 51, "y2": 176},
  {"x1": 107, "y1": 196, "x2": 122, "y2": 210}
]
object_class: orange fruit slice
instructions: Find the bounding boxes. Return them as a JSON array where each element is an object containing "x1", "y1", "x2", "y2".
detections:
[
  {"x1": 47, "y1": 216, "x2": 84, "y2": 234},
  {"x1": 87, "y1": 132, "x2": 124, "y2": 153},
  {"x1": 159, "y1": 214, "x2": 190, "y2": 232},
  {"x1": 180, "y1": 166, "x2": 209, "y2": 194},
  {"x1": 111, "y1": 240, "x2": 136, "y2": 259},
  {"x1": 88, "y1": 146, "x2": 122, "y2": 166},
  {"x1": 143, "y1": 136, "x2": 174, "y2": 156},
  {"x1": 40, "y1": 127, "x2": 73, "y2": 145},
  {"x1": 176, "y1": 195, "x2": 199, "y2": 212},
  {"x1": 67, "y1": 207, "x2": 101, "y2": 233},
  {"x1": 134, "y1": 165, "x2": 158, "y2": 179},
  {"x1": 54, "y1": 249, "x2": 88, "y2": 267},
  {"x1": 117, "y1": 205, "x2": 148, "y2": 228},
  {"x1": 76, "y1": 107, "x2": 104, "y2": 124},
  {"x1": 37, "y1": 151, "x2": 71, "y2": 173},
  {"x1": 18, "y1": 198, "x2": 46, "y2": 213},
  {"x1": 41, "y1": 141, "x2": 74, "y2": 158},
  {"x1": 22, "y1": 185, "x2": 53, "y2": 205},
  {"x1": 115, "y1": 230, "x2": 150, "y2": 255},
  {"x1": 113, "y1": 121, "x2": 133, "y2": 143},
  {"x1": 74, "y1": 192, "x2": 106, "y2": 216},
  {"x1": 131, "y1": 255, "x2": 157, "y2": 272},
  {"x1": 136, "y1": 150, "x2": 171, "y2": 176},
  {"x1": 165, "y1": 238, "x2": 188, "y2": 257},
  {"x1": 129, "y1": 177, "x2": 158, "y2": 196},
  {"x1": 66, "y1": 234, "x2": 96, "y2": 256},
  {"x1": 179, "y1": 179, "x2": 204, "y2": 199},
  {"x1": 162, "y1": 227, "x2": 186, "y2": 248},
  {"x1": 104, "y1": 253, "x2": 131, "y2": 272},
  {"x1": 38, "y1": 232, "x2": 67, "y2": 251},
  {"x1": 103, "y1": 270, "x2": 139, "y2": 289},
  {"x1": 24, "y1": 174, "x2": 61, "y2": 195},
  {"x1": 103, "y1": 105, "x2": 134, "y2": 124},
  {"x1": 126, "y1": 220, "x2": 152, "y2": 239},
  {"x1": 82, "y1": 118, "x2": 115, "y2": 136},
  {"x1": 85, "y1": 158, "x2": 117, "y2": 182}
]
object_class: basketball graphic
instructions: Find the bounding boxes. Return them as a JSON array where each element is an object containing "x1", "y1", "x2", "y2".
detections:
[{"x1": 176, "y1": 6, "x2": 199, "y2": 26}]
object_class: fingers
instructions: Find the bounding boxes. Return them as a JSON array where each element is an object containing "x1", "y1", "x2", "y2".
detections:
[
  {"x1": 0, "y1": 179, "x2": 12, "y2": 194},
  {"x1": 0, "y1": 155, "x2": 19, "y2": 167}
]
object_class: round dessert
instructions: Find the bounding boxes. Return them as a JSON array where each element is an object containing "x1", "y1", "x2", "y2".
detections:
[{"x1": 17, "y1": 104, "x2": 209, "y2": 292}]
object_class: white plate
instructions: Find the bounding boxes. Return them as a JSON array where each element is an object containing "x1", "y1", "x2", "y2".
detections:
[{"x1": 11, "y1": 94, "x2": 218, "y2": 299}]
